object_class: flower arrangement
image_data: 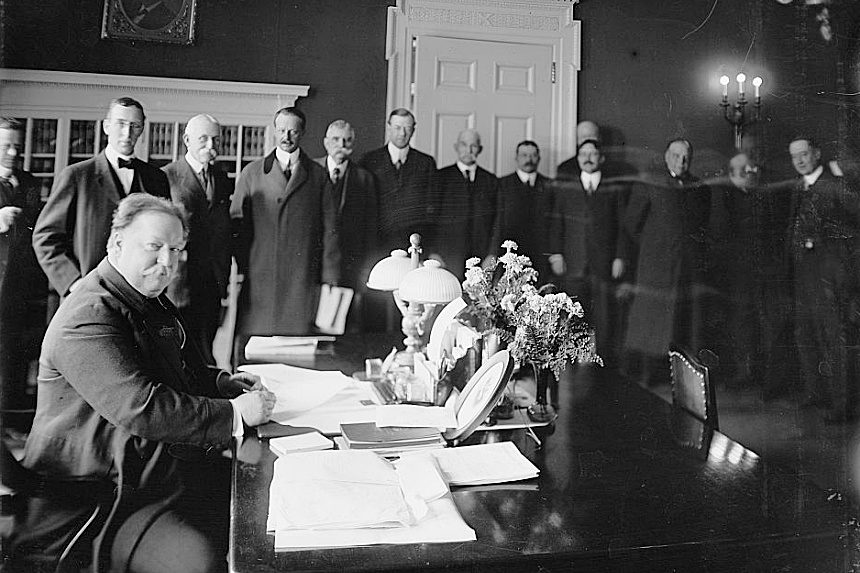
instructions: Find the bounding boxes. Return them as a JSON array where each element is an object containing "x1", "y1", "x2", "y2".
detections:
[
  {"x1": 508, "y1": 284, "x2": 602, "y2": 379},
  {"x1": 457, "y1": 240, "x2": 538, "y2": 340}
]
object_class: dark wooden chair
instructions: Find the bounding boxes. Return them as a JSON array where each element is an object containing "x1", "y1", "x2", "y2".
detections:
[
  {"x1": 0, "y1": 422, "x2": 108, "y2": 573},
  {"x1": 668, "y1": 346, "x2": 719, "y2": 431}
]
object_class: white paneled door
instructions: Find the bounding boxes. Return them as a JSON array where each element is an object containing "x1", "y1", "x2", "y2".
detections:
[{"x1": 414, "y1": 36, "x2": 553, "y2": 176}]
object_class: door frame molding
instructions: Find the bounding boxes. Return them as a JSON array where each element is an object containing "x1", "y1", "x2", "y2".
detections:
[{"x1": 385, "y1": 0, "x2": 581, "y2": 175}]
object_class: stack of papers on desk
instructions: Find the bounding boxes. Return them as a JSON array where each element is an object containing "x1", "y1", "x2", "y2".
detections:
[
  {"x1": 267, "y1": 450, "x2": 475, "y2": 550},
  {"x1": 244, "y1": 336, "x2": 335, "y2": 360},
  {"x1": 339, "y1": 422, "x2": 445, "y2": 456},
  {"x1": 402, "y1": 442, "x2": 540, "y2": 486},
  {"x1": 269, "y1": 432, "x2": 334, "y2": 456}
]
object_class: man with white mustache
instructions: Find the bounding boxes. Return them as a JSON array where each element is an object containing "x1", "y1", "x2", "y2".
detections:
[
  {"x1": 16, "y1": 194, "x2": 276, "y2": 572},
  {"x1": 314, "y1": 120, "x2": 379, "y2": 330},
  {"x1": 163, "y1": 114, "x2": 233, "y2": 363}
]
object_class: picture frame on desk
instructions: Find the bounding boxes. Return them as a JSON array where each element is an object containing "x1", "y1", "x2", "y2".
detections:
[{"x1": 101, "y1": 0, "x2": 198, "y2": 45}]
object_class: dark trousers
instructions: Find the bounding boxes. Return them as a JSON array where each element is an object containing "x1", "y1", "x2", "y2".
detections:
[{"x1": 793, "y1": 240, "x2": 860, "y2": 416}]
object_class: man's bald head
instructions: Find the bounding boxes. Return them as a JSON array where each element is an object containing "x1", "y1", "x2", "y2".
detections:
[
  {"x1": 576, "y1": 121, "x2": 600, "y2": 144},
  {"x1": 454, "y1": 129, "x2": 482, "y2": 166}
]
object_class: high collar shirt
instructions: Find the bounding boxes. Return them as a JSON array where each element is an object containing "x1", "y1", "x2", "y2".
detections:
[
  {"x1": 275, "y1": 147, "x2": 300, "y2": 174},
  {"x1": 387, "y1": 141, "x2": 410, "y2": 166},
  {"x1": 457, "y1": 160, "x2": 477, "y2": 182},
  {"x1": 516, "y1": 169, "x2": 537, "y2": 187},
  {"x1": 105, "y1": 144, "x2": 136, "y2": 194}
]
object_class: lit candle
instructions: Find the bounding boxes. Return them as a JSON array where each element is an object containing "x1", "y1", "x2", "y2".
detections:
[
  {"x1": 719, "y1": 75, "x2": 730, "y2": 98},
  {"x1": 736, "y1": 73, "x2": 746, "y2": 97},
  {"x1": 752, "y1": 76, "x2": 763, "y2": 100}
]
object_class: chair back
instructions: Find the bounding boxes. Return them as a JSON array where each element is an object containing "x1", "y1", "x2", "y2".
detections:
[{"x1": 668, "y1": 346, "x2": 718, "y2": 430}]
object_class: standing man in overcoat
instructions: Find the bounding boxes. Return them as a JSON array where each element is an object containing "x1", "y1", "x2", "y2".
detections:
[
  {"x1": 624, "y1": 139, "x2": 712, "y2": 386},
  {"x1": 163, "y1": 114, "x2": 233, "y2": 363},
  {"x1": 230, "y1": 107, "x2": 340, "y2": 364}
]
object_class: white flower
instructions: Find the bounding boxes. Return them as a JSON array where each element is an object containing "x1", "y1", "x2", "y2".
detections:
[
  {"x1": 465, "y1": 257, "x2": 481, "y2": 268},
  {"x1": 500, "y1": 293, "x2": 517, "y2": 313},
  {"x1": 501, "y1": 240, "x2": 519, "y2": 252},
  {"x1": 464, "y1": 266, "x2": 484, "y2": 286},
  {"x1": 571, "y1": 301, "x2": 584, "y2": 317},
  {"x1": 499, "y1": 252, "x2": 517, "y2": 267}
]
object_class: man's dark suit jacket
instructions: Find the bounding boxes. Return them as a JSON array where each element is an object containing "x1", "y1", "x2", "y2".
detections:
[
  {"x1": 231, "y1": 149, "x2": 340, "y2": 337},
  {"x1": 491, "y1": 172, "x2": 553, "y2": 279},
  {"x1": 162, "y1": 158, "x2": 233, "y2": 359},
  {"x1": 549, "y1": 172, "x2": 631, "y2": 285},
  {"x1": 360, "y1": 145, "x2": 436, "y2": 250},
  {"x1": 433, "y1": 164, "x2": 498, "y2": 278},
  {"x1": 0, "y1": 170, "x2": 47, "y2": 415},
  {"x1": 32, "y1": 151, "x2": 169, "y2": 296},
  {"x1": 313, "y1": 157, "x2": 380, "y2": 290},
  {"x1": 19, "y1": 258, "x2": 234, "y2": 569}
]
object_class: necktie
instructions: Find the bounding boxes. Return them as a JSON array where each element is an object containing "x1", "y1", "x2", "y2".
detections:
[
  {"x1": 586, "y1": 179, "x2": 594, "y2": 193},
  {"x1": 0, "y1": 174, "x2": 18, "y2": 188},
  {"x1": 394, "y1": 160, "x2": 402, "y2": 171},
  {"x1": 201, "y1": 168, "x2": 214, "y2": 204},
  {"x1": 332, "y1": 167, "x2": 340, "y2": 184},
  {"x1": 463, "y1": 170, "x2": 470, "y2": 182},
  {"x1": 284, "y1": 164, "x2": 291, "y2": 181},
  {"x1": 118, "y1": 157, "x2": 135, "y2": 170}
]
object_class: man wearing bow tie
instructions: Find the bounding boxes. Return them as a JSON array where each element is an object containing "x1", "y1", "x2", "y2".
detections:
[
  {"x1": 162, "y1": 114, "x2": 233, "y2": 363},
  {"x1": 548, "y1": 139, "x2": 631, "y2": 366},
  {"x1": 32, "y1": 96, "x2": 170, "y2": 303},
  {"x1": 433, "y1": 129, "x2": 498, "y2": 278},
  {"x1": 623, "y1": 138, "x2": 712, "y2": 386},
  {"x1": 787, "y1": 136, "x2": 860, "y2": 423},
  {"x1": 0, "y1": 118, "x2": 47, "y2": 430},
  {"x1": 230, "y1": 107, "x2": 340, "y2": 364}
]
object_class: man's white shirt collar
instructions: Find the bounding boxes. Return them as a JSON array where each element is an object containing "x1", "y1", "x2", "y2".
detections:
[
  {"x1": 803, "y1": 165, "x2": 824, "y2": 188},
  {"x1": 275, "y1": 148, "x2": 300, "y2": 173},
  {"x1": 516, "y1": 169, "x2": 537, "y2": 186},
  {"x1": 387, "y1": 142, "x2": 410, "y2": 165},
  {"x1": 457, "y1": 161, "x2": 477, "y2": 181},
  {"x1": 580, "y1": 170, "x2": 602, "y2": 191},
  {"x1": 184, "y1": 152, "x2": 208, "y2": 175},
  {"x1": 105, "y1": 145, "x2": 135, "y2": 193},
  {"x1": 327, "y1": 156, "x2": 348, "y2": 177}
]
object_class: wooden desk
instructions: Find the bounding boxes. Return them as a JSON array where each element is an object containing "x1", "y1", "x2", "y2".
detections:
[{"x1": 230, "y1": 336, "x2": 858, "y2": 572}]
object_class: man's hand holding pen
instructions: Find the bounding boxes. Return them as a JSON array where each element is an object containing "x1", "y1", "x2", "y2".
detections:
[{"x1": 225, "y1": 372, "x2": 277, "y2": 427}]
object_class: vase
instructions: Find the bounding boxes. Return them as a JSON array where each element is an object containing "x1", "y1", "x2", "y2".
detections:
[{"x1": 527, "y1": 362, "x2": 557, "y2": 423}]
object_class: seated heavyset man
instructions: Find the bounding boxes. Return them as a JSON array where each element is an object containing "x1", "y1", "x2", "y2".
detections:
[{"x1": 12, "y1": 194, "x2": 275, "y2": 573}]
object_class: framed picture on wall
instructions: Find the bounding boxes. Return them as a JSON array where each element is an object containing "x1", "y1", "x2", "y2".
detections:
[{"x1": 101, "y1": 0, "x2": 198, "y2": 45}]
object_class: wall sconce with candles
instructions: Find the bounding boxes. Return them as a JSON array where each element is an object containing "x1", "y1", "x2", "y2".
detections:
[
  {"x1": 366, "y1": 233, "x2": 462, "y2": 369},
  {"x1": 719, "y1": 72, "x2": 763, "y2": 150}
]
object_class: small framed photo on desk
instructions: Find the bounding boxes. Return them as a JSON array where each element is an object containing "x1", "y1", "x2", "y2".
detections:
[{"x1": 101, "y1": 0, "x2": 198, "y2": 45}]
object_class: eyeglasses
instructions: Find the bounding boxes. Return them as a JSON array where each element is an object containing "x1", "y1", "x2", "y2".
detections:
[{"x1": 110, "y1": 119, "x2": 144, "y2": 132}]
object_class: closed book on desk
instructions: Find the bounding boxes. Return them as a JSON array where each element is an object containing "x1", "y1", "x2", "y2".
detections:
[{"x1": 340, "y1": 422, "x2": 444, "y2": 451}]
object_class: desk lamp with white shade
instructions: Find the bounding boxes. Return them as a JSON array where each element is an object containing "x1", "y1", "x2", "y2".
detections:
[{"x1": 366, "y1": 233, "x2": 462, "y2": 368}]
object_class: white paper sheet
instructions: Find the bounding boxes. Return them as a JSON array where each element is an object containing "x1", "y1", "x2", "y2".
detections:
[
  {"x1": 274, "y1": 382, "x2": 377, "y2": 434},
  {"x1": 238, "y1": 363, "x2": 352, "y2": 419},
  {"x1": 269, "y1": 432, "x2": 334, "y2": 456},
  {"x1": 404, "y1": 442, "x2": 539, "y2": 486},
  {"x1": 375, "y1": 404, "x2": 457, "y2": 429},
  {"x1": 267, "y1": 450, "x2": 474, "y2": 550},
  {"x1": 273, "y1": 495, "x2": 475, "y2": 550}
]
